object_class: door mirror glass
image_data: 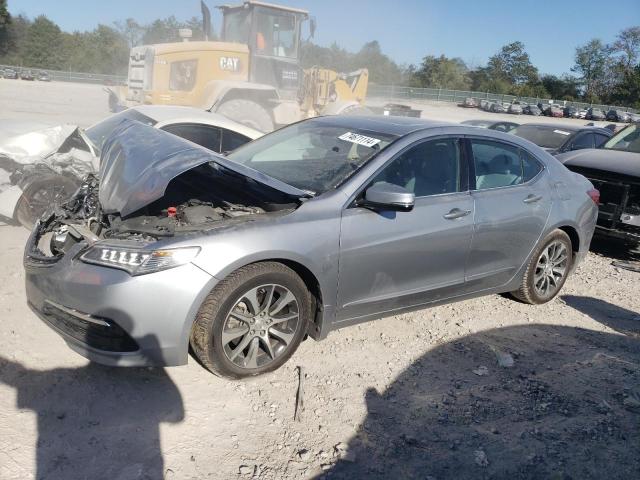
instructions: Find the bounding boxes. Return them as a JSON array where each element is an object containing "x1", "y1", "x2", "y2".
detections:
[{"x1": 363, "y1": 182, "x2": 415, "y2": 212}]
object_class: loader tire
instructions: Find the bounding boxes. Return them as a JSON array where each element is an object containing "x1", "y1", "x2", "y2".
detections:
[{"x1": 216, "y1": 99, "x2": 274, "y2": 133}]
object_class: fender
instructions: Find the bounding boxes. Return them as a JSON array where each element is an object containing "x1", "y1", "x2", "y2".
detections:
[
  {"x1": 200, "y1": 80, "x2": 279, "y2": 112},
  {"x1": 320, "y1": 100, "x2": 361, "y2": 116}
]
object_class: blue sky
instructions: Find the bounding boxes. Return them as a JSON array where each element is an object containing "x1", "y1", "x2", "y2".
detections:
[{"x1": 9, "y1": 0, "x2": 640, "y2": 75}]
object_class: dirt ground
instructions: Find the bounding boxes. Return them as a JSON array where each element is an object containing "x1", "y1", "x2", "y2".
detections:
[{"x1": 0, "y1": 81, "x2": 639, "y2": 480}]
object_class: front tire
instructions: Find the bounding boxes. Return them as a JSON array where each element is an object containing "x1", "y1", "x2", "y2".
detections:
[
  {"x1": 15, "y1": 174, "x2": 79, "y2": 228},
  {"x1": 190, "y1": 262, "x2": 312, "y2": 379},
  {"x1": 511, "y1": 229, "x2": 573, "y2": 304}
]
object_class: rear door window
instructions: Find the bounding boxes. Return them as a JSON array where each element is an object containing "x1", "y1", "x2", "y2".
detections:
[
  {"x1": 221, "y1": 129, "x2": 252, "y2": 153},
  {"x1": 471, "y1": 139, "x2": 523, "y2": 189},
  {"x1": 161, "y1": 123, "x2": 222, "y2": 152}
]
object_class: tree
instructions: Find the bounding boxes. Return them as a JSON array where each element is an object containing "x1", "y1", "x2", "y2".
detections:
[
  {"x1": 541, "y1": 74, "x2": 580, "y2": 100},
  {"x1": 572, "y1": 39, "x2": 609, "y2": 101},
  {"x1": 21, "y1": 15, "x2": 65, "y2": 69},
  {"x1": 114, "y1": 18, "x2": 143, "y2": 49},
  {"x1": 0, "y1": 0, "x2": 10, "y2": 55},
  {"x1": 352, "y1": 41, "x2": 403, "y2": 84},
  {"x1": 486, "y1": 41, "x2": 539, "y2": 85},
  {"x1": 410, "y1": 55, "x2": 470, "y2": 90},
  {"x1": 610, "y1": 26, "x2": 640, "y2": 72}
]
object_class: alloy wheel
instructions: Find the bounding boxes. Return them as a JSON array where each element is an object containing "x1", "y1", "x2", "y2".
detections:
[
  {"x1": 533, "y1": 240, "x2": 569, "y2": 298},
  {"x1": 222, "y1": 284, "x2": 300, "y2": 369}
]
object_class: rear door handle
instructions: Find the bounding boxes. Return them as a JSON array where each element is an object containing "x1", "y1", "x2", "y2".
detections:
[
  {"x1": 523, "y1": 194, "x2": 543, "y2": 204},
  {"x1": 443, "y1": 208, "x2": 472, "y2": 220}
]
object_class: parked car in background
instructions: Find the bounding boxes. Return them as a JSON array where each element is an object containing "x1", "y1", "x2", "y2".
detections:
[
  {"x1": 3, "y1": 68, "x2": 18, "y2": 79},
  {"x1": 508, "y1": 103, "x2": 523, "y2": 114},
  {"x1": 20, "y1": 70, "x2": 35, "y2": 81},
  {"x1": 460, "y1": 97, "x2": 478, "y2": 108},
  {"x1": 37, "y1": 70, "x2": 51, "y2": 82},
  {"x1": 629, "y1": 113, "x2": 640, "y2": 123},
  {"x1": 606, "y1": 109, "x2": 630, "y2": 123},
  {"x1": 563, "y1": 106, "x2": 580, "y2": 118},
  {"x1": 543, "y1": 105, "x2": 564, "y2": 117},
  {"x1": 23, "y1": 115, "x2": 598, "y2": 378},
  {"x1": 461, "y1": 119, "x2": 519, "y2": 132},
  {"x1": 556, "y1": 124, "x2": 640, "y2": 243},
  {"x1": 523, "y1": 105, "x2": 542, "y2": 116},
  {"x1": 510, "y1": 123, "x2": 612, "y2": 155},
  {"x1": 586, "y1": 108, "x2": 605, "y2": 121},
  {"x1": 0, "y1": 105, "x2": 262, "y2": 227},
  {"x1": 490, "y1": 102, "x2": 506, "y2": 113},
  {"x1": 577, "y1": 109, "x2": 588, "y2": 119}
]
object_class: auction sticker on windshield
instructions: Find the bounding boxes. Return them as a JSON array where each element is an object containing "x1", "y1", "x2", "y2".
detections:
[
  {"x1": 554, "y1": 129, "x2": 571, "y2": 136},
  {"x1": 338, "y1": 132, "x2": 381, "y2": 148}
]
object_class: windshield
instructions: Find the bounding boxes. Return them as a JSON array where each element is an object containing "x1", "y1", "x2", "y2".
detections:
[
  {"x1": 223, "y1": 10, "x2": 250, "y2": 43},
  {"x1": 255, "y1": 10, "x2": 298, "y2": 58},
  {"x1": 511, "y1": 125, "x2": 573, "y2": 149},
  {"x1": 85, "y1": 109, "x2": 157, "y2": 154},
  {"x1": 603, "y1": 124, "x2": 640, "y2": 153},
  {"x1": 226, "y1": 122, "x2": 396, "y2": 194}
]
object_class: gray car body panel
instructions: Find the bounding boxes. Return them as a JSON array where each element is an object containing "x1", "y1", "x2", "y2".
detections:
[{"x1": 24, "y1": 119, "x2": 598, "y2": 366}]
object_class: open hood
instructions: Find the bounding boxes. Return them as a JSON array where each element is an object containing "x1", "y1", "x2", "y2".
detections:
[
  {"x1": 98, "y1": 120, "x2": 307, "y2": 217},
  {"x1": 556, "y1": 148, "x2": 640, "y2": 178}
]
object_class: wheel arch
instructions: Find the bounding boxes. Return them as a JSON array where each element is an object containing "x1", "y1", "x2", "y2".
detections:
[
  {"x1": 184, "y1": 253, "x2": 331, "y2": 357},
  {"x1": 200, "y1": 79, "x2": 278, "y2": 112}
]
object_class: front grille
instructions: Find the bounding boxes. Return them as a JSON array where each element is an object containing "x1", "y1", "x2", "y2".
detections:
[
  {"x1": 38, "y1": 301, "x2": 138, "y2": 352},
  {"x1": 567, "y1": 166, "x2": 640, "y2": 238}
]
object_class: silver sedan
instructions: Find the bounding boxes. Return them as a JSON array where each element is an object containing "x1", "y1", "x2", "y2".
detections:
[{"x1": 24, "y1": 116, "x2": 599, "y2": 378}]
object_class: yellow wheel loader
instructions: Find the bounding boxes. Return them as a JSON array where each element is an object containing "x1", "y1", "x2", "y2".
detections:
[{"x1": 111, "y1": 1, "x2": 369, "y2": 131}]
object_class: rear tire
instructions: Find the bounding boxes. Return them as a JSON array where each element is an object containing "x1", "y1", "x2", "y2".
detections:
[
  {"x1": 216, "y1": 98, "x2": 274, "y2": 133},
  {"x1": 511, "y1": 229, "x2": 573, "y2": 304},
  {"x1": 190, "y1": 262, "x2": 312, "y2": 379}
]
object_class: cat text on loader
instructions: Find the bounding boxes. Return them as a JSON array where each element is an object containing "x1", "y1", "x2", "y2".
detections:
[{"x1": 113, "y1": 1, "x2": 369, "y2": 132}]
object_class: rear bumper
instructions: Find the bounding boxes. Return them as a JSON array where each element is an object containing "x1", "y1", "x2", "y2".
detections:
[{"x1": 24, "y1": 233, "x2": 215, "y2": 366}]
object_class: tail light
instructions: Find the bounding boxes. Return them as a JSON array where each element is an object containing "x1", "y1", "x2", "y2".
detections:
[{"x1": 587, "y1": 188, "x2": 600, "y2": 205}]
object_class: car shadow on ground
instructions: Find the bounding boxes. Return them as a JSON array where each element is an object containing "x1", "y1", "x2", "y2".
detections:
[
  {"x1": 319, "y1": 304, "x2": 640, "y2": 479},
  {"x1": 0, "y1": 335, "x2": 184, "y2": 480}
]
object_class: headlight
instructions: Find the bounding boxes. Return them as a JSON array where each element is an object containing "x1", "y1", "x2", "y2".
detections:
[{"x1": 80, "y1": 245, "x2": 201, "y2": 275}]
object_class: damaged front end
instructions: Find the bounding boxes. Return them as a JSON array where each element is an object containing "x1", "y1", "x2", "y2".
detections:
[{"x1": 26, "y1": 121, "x2": 303, "y2": 269}]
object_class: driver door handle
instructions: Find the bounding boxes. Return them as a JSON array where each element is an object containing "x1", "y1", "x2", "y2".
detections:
[
  {"x1": 443, "y1": 208, "x2": 472, "y2": 220},
  {"x1": 523, "y1": 194, "x2": 543, "y2": 204}
]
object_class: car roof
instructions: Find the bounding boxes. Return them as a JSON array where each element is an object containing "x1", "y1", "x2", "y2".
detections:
[
  {"x1": 307, "y1": 115, "x2": 453, "y2": 136},
  {"x1": 131, "y1": 105, "x2": 263, "y2": 139}
]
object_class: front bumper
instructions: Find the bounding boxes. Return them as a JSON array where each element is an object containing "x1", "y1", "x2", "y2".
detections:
[{"x1": 24, "y1": 233, "x2": 216, "y2": 366}]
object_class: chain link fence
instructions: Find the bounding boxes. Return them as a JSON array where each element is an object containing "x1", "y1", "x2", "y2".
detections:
[{"x1": 0, "y1": 64, "x2": 125, "y2": 85}]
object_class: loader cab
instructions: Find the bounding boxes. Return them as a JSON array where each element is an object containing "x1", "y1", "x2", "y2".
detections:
[{"x1": 219, "y1": 1, "x2": 308, "y2": 99}]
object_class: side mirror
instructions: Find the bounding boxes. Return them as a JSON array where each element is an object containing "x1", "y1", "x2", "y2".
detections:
[{"x1": 362, "y1": 182, "x2": 415, "y2": 212}]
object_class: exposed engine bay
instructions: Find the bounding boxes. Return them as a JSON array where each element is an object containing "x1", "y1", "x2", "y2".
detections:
[{"x1": 31, "y1": 162, "x2": 298, "y2": 260}]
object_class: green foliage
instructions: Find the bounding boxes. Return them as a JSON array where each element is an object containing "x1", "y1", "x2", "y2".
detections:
[
  {"x1": 0, "y1": 0, "x2": 10, "y2": 56},
  {"x1": 486, "y1": 41, "x2": 539, "y2": 85},
  {"x1": 410, "y1": 55, "x2": 470, "y2": 90}
]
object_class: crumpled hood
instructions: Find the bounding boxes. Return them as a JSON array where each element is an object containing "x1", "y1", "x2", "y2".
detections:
[
  {"x1": 98, "y1": 120, "x2": 306, "y2": 217},
  {"x1": 556, "y1": 148, "x2": 640, "y2": 178},
  {"x1": 0, "y1": 123, "x2": 84, "y2": 163}
]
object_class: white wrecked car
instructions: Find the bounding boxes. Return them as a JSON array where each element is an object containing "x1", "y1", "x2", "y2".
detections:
[{"x1": 0, "y1": 106, "x2": 262, "y2": 227}]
